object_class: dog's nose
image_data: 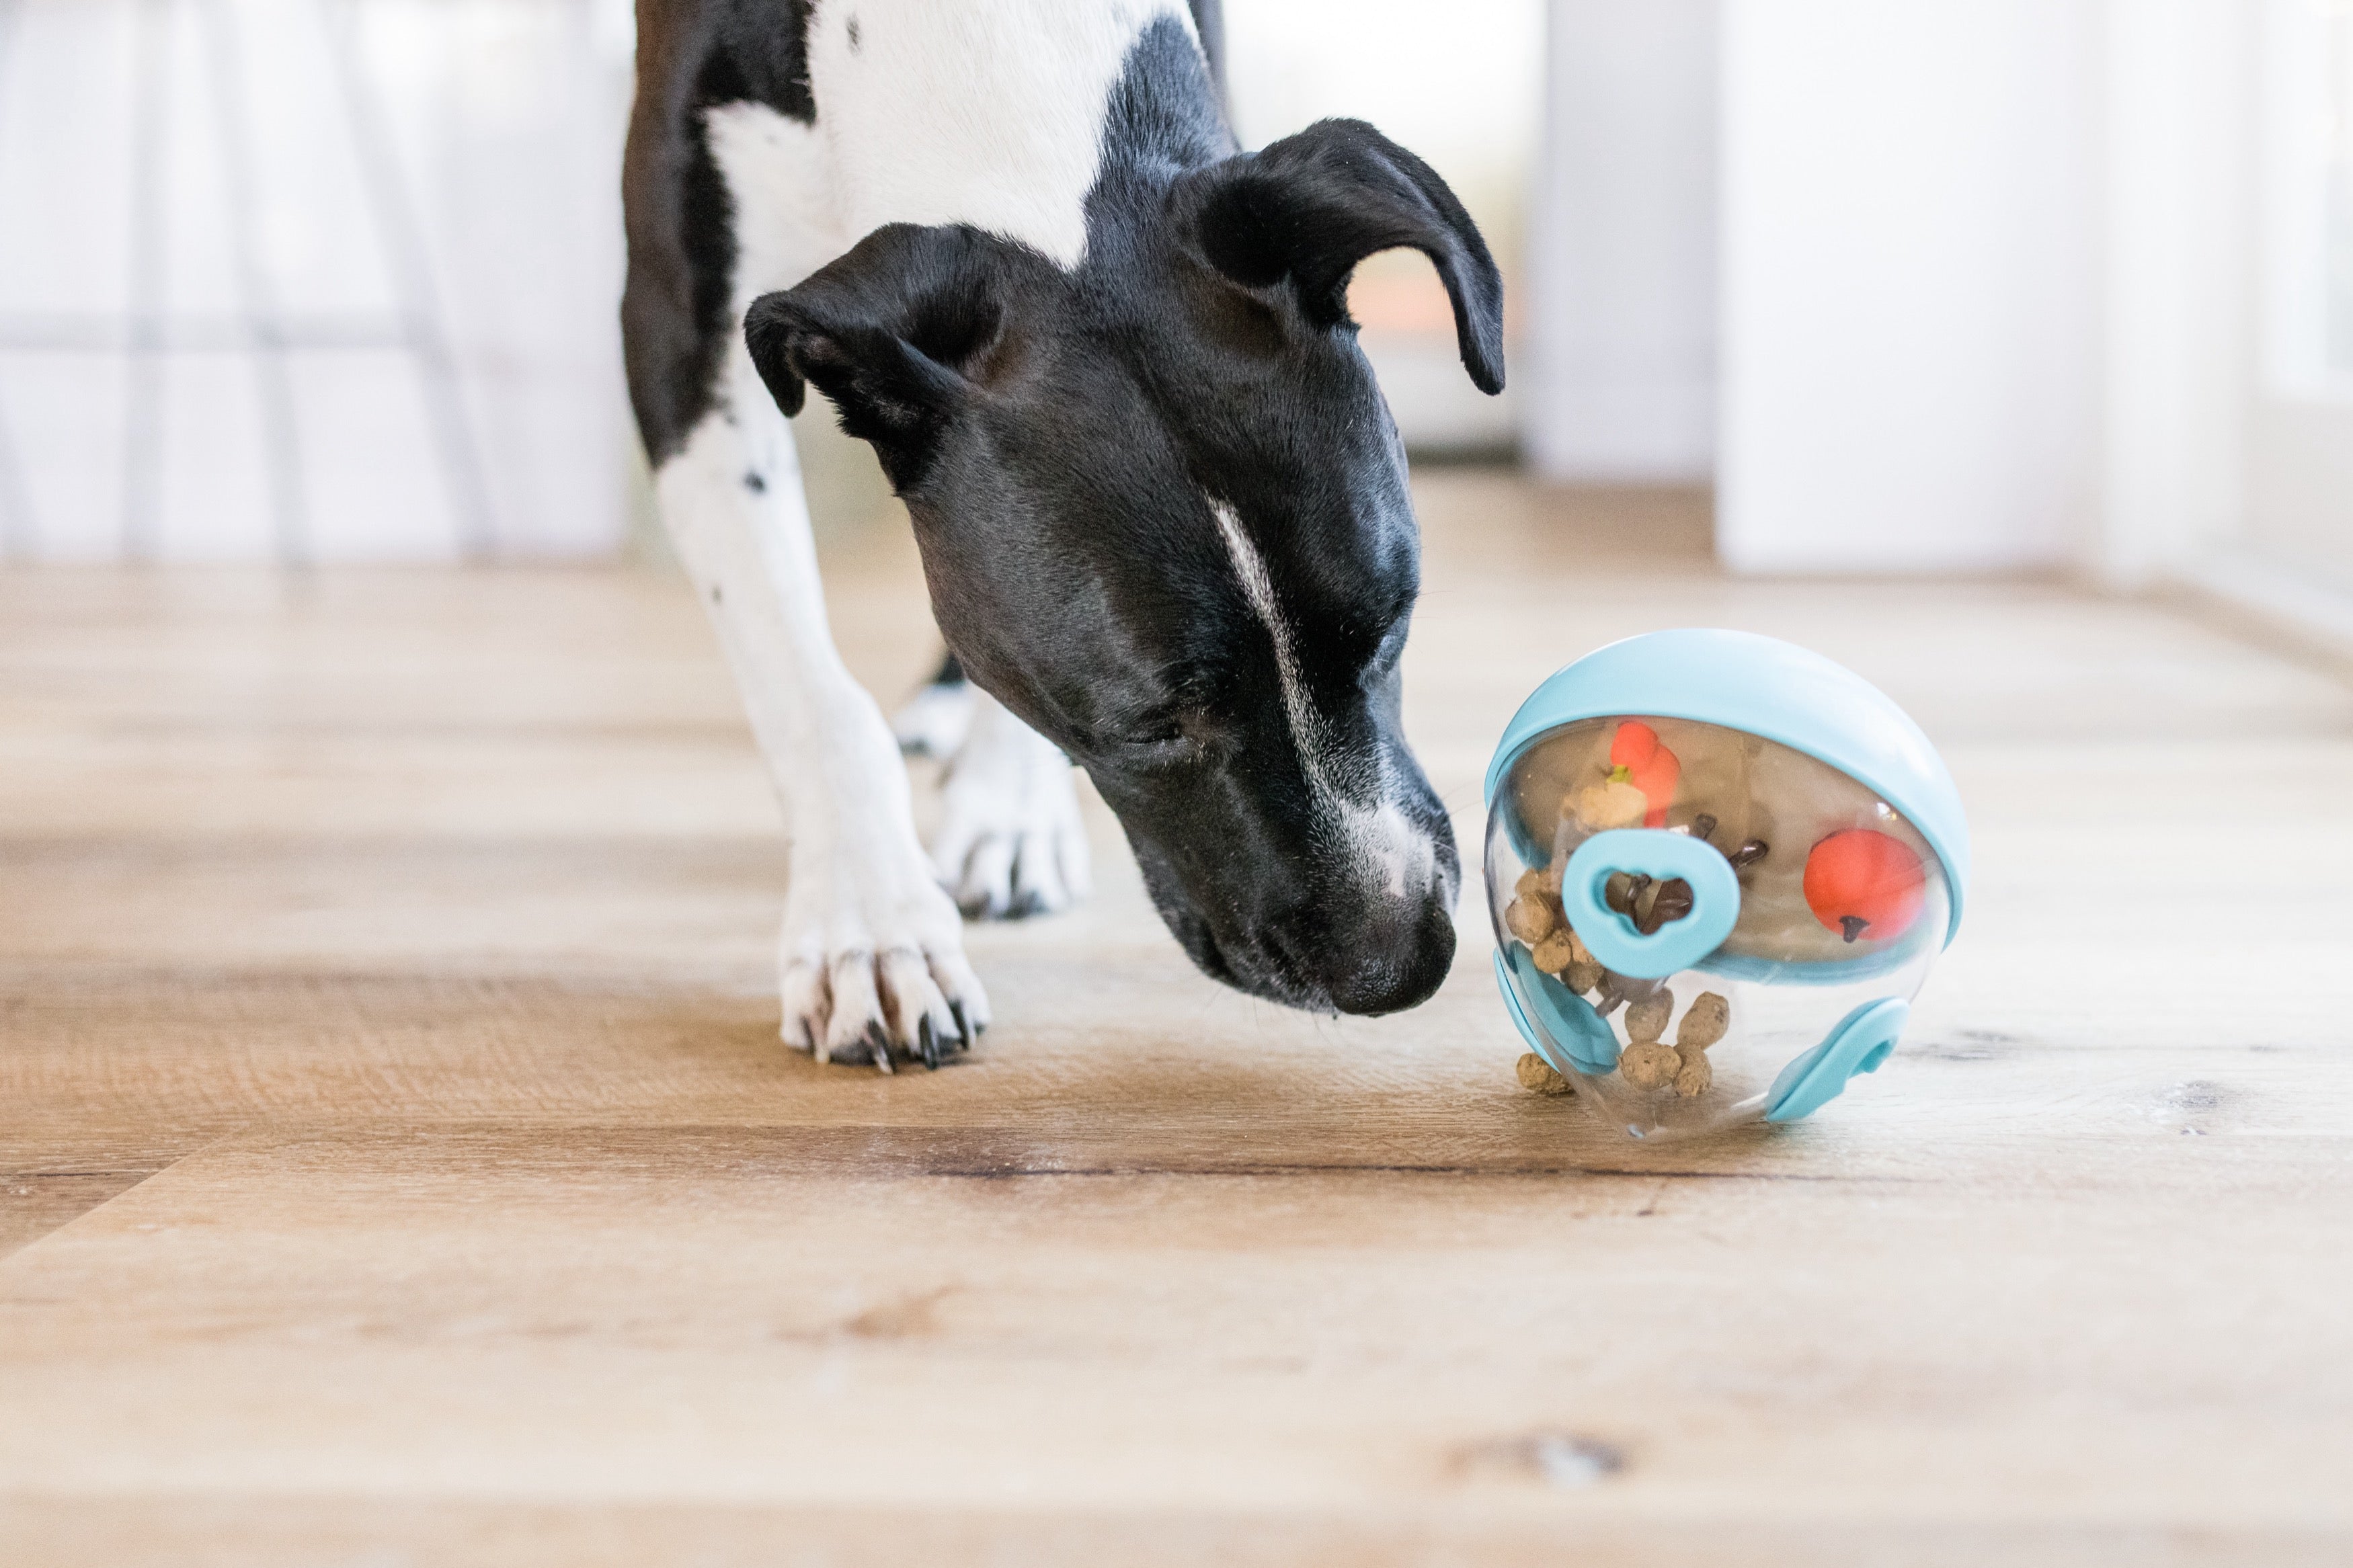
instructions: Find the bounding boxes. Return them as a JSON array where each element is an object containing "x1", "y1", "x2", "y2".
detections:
[{"x1": 1304, "y1": 888, "x2": 1458, "y2": 1016}]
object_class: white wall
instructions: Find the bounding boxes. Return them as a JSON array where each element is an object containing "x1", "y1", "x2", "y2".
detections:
[
  {"x1": 0, "y1": 0, "x2": 630, "y2": 563},
  {"x1": 2087, "y1": 0, "x2": 2353, "y2": 632},
  {"x1": 1716, "y1": 0, "x2": 2102, "y2": 574},
  {"x1": 1533, "y1": 0, "x2": 2353, "y2": 626},
  {"x1": 2093, "y1": 0, "x2": 2251, "y2": 590},
  {"x1": 1523, "y1": 0, "x2": 1718, "y2": 483},
  {"x1": 2244, "y1": 0, "x2": 2353, "y2": 599},
  {"x1": 1225, "y1": 0, "x2": 1542, "y2": 454}
]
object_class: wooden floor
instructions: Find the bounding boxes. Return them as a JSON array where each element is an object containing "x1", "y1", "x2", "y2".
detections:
[{"x1": 4, "y1": 474, "x2": 2350, "y2": 1566}]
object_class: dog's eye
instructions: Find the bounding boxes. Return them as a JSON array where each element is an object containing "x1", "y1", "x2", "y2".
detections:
[
  {"x1": 1126, "y1": 734, "x2": 1196, "y2": 764},
  {"x1": 1103, "y1": 704, "x2": 1217, "y2": 768},
  {"x1": 1113, "y1": 725, "x2": 1199, "y2": 765}
]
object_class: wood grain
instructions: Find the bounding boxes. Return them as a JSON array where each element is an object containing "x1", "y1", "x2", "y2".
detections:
[{"x1": 2, "y1": 474, "x2": 2349, "y2": 1564}]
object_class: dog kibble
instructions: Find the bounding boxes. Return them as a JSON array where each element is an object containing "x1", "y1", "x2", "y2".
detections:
[
  {"x1": 1517, "y1": 1052, "x2": 1573, "y2": 1096},
  {"x1": 1565, "y1": 958, "x2": 1604, "y2": 994},
  {"x1": 1569, "y1": 779, "x2": 1649, "y2": 832},
  {"x1": 1610, "y1": 987, "x2": 1732, "y2": 1097},
  {"x1": 1533, "y1": 923, "x2": 1594, "y2": 979},
  {"x1": 1505, "y1": 895, "x2": 1555, "y2": 944},
  {"x1": 1624, "y1": 989, "x2": 1674, "y2": 1044},
  {"x1": 1618, "y1": 1040, "x2": 1679, "y2": 1091},
  {"x1": 1673, "y1": 1050, "x2": 1713, "y2": 1098},
  {"x1": 1676, "y1": 991, "x2": 1730, "y2": 1051}
]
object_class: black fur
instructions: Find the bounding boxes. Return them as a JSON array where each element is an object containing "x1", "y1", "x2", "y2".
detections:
[
  {"x1": 623, "y1": 0, "x2": 1224, "y2": 464},
  {"x1": 620, "y1": 0, "x2": 815, "y2": 464},
  {"x1": 1186, "y1": 120, "x2": 1505, "y2": 395},
  {"x1": 732, "y1": 18, "x2": 1504, "y2": 1015}
]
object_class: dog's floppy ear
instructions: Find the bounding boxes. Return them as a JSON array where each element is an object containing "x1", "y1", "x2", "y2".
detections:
[
  {"x1": 742, "y1": 224, "x2": 1012, "y2": 489},
  {"x1": 1183, "y1": 118, "x2": 1505, "y2": 395}
]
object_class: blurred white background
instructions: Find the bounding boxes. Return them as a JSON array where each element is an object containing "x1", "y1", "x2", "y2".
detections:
[
  {"x1": 0, "y1": 0, "x2": 631, "y2": 561},
  {"x1": 1, "y1": 0, "x2": 2348, "y2": 653},
  {"x1": 0, "y1": 0, "x2": 1540, "y2": 561},
  {"x1": 1525, "y1": 0, "x2": 2353, "y2": 659}
]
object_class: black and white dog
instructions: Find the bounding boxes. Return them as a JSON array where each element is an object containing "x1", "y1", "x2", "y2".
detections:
[{"x1": 622, "y1": 0, "x2": 1503, "y2": 1069}]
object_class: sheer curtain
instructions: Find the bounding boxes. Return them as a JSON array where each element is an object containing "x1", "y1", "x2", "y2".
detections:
[{"x1": 0, "y1": 0, "x2": 631, "y2": 562}]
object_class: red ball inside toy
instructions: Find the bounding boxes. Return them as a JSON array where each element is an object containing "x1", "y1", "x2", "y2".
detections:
[
  {"x1": 1607, "y1": 720, "x2": 1680, "y2": 828},
  {"x1": 1802, "y1": 829, "x2": 1925, "y2": 944}
]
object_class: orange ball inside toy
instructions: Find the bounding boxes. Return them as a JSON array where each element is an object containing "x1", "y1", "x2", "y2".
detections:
[
  {"x1": 1608, "y1": 720, "x2": 1680, "y2": 827},
  {"x1": 1802, "y1": 829, "x2": 1925, "y2": 944}
]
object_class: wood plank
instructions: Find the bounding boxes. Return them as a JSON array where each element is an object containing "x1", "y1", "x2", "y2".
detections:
[
  {"x1": 1, "y1": 474, "x2": 2349, "y2": 1562},
  {"x1": 3, "y1": 1125, "x2": 2344, "y2": 1527},
  {"x1": 5, "y1": 1496, "x2": 2340, "y2": 1568},
  {"x1": 0, "y1": 1170, "x2": 159, "y2": 1261}
]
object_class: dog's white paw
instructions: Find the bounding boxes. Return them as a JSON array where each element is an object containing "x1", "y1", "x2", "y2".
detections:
[
  {"x1": 777, "y1": 831, "x2": 990, "y2": 1073},
  {"x1": 930, "y1": 691, "x2": 1092, "y2": 921},
  {"x1": 892, "y1": 675, "x2": 974, "y2": 759}
]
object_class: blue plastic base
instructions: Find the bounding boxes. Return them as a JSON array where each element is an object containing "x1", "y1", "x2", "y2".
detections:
[
  {"x1": 1494, "y1": 948, "x2": 1620, "y2": 1075},
  {"x1": 1763, "y1": 997, "x2": 1910, "y2": 1123}
]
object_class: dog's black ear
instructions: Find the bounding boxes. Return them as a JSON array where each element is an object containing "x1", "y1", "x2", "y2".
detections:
[
  {"x1": 1183, "y1": 118, "x2": 1505, "y2": 395},
  {"x1": 742, "y1": 224, "x2": 1012, "y2": 489}
]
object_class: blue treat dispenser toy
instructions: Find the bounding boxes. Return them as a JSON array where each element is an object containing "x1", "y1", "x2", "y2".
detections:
[{"x1": 1484, "y1": 630, "x2": 1970, "y2": 1140}]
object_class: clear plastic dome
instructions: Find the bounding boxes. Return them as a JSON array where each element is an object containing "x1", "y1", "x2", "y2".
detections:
[{"x1": 1486, "y1": 714, "x2": 1954, "y2": 1140}]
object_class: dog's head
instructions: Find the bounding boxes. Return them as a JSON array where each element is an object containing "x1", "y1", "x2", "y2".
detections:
[{"x1": 744, "y1": 119, "x2": 1503, "y2": 1016}]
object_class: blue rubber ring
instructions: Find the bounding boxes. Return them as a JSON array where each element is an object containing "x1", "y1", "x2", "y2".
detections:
[
  {"x1": 1561, "y1": 829, "x2": 1741, "y2": 979},
  {"x1": 1763, "y1": 997, "x2": 1911, "y2": 1123}
]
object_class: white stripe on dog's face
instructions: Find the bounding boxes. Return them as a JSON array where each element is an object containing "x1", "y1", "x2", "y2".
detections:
[{"x1": 1209, "y1": 500, "x2": 1436, "y2": 900}]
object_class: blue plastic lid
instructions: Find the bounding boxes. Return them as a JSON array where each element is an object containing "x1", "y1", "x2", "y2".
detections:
[{"x1": 1484, "y1": 629, "x2": 1971, "y2": 945}]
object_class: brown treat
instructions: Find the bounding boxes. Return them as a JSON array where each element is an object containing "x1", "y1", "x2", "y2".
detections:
[
  {"x1": 1624, "y1": 989, "x2": 1674, "y2": 1044},
  {"x1": 1603, "y1": 872, "x2": 1641, "y2": 916},
  {"x1": 1676, "y1": 991, "x2": 1730, "y2": 1051},
  {"x1": 1565, "y1": 958, "x2": 1604, "y2": 995},
  {"x1": 1605, "y1": 874, "x2": 1698, "y2": 936},
  {"x1": 1504, "y1": 895, "x2": 1555, "y2": 944},
  {"x1": 1531, "y1": 932, "x2": 1577, "y2": 975},
  {"x1": 1565, "y1": 927, "x2": 1593, "y2": 965},
  {"x1": 1516, "y1": 865, "x2": 1563, "y2": 900},
  {"x1": 1517, "y1": 1053, "x2": 1573, "y2": 1096},
  {"x1": 1619, "y1": 1040, "x2": 1680, "y2": 1091},
  {"x1": 1641, "y1": 878, "x2": 1694, "y2": 933},
  {"x1": 1673, "y1": 1049, "x2": 1714, "y2": 1098}
]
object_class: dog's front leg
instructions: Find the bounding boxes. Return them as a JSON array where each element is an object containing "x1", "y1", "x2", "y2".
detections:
[
  {"x1": 928, "y1": 686, "x2": 1092, "y2": 920},
  {"x1": 655, "y1": 350, "x2": 983, "y2": 1071}
]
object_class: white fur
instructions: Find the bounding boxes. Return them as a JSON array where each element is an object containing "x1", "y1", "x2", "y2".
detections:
[
  {"x1": 657, "y1": 354, "x2": 984, "y2": 1068},
  {"x1": 807, "y1": 0, "x2": 1195, "y2": 265},
  {"x1": 703, "y1": 102, "x2": 848, "y2": 293},
  {"x1": 891, "y1": 677, "x2": 975, "y2": 758},
  {"x1": 1209, "y1": 500, "x2": 1438, "y2": 901},
  {"x1": 653, "y1": 2, "x2": 1190, "y2": 1065},
  {"x1": 929, "y1": 687, "x2": 1092, "y2": 918}
]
